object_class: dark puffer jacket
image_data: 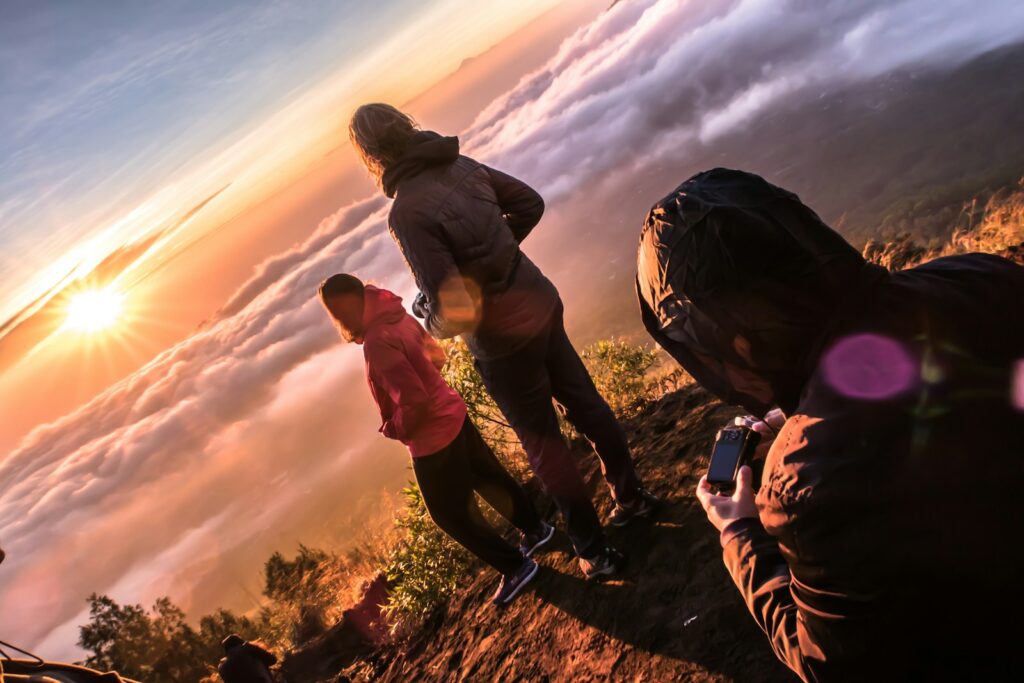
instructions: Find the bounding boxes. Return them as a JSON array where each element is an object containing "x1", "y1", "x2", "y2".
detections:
[
  {"x1": 218, "y1": 642, "x2": 276, "y2": 683},
  {"x1": 637, "y1": 168, "x2": 1024, "y2": 681},
  {"x1": 383, "y1": 131, "x2": 559, "y2": 359}
]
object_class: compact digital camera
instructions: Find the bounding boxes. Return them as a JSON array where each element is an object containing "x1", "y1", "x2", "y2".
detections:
[{"x1": 706, "y1": 425, "x2": 761, "y2": 494}]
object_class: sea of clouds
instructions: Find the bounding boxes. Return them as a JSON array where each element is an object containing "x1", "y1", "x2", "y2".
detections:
[{"x1": 3, "y1": 0, "x2": 1022, "y2": 658}]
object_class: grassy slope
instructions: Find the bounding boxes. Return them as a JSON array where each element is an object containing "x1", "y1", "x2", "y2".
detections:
[{"x1": 334, "y1": 385, "x2": 791, "y2": 683}]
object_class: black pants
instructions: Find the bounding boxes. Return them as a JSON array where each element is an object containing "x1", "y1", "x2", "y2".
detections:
[
  {"x1": 413, "y1": 416, "x2": 542, "y2": 575},
  {"x1": 475, "y1": 304, "x2": 641, "y2": 558}
]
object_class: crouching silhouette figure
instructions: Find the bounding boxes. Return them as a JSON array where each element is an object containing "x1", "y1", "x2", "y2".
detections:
[{"x1": 217, "y1": 634, "x2": 276, "y2": 683}]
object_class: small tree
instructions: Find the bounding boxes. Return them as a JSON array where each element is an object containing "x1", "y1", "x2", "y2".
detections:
[
  {"x1": 440, "y1": 339, "x2": 528, "y2": 478},
  {"x1": 580, "y1": 338, "x2": 660, "y2": 418},
  {"x1": 78, "y1": 594, "x2": 232, "y2": 682},
  {"x1": 260, "y1": 545, "x2": 350, "y2": 646},
  {"x1": 381, "y1": 484, "x2": 470, "y2": 634}
]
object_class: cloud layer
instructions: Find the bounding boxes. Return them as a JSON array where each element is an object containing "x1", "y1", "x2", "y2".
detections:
[
  {"x1": 0, "y1": 197, "x2": 413, "y2": 654},
  {"x1": 464, "y1": 0, "x2": 1024, "y2": 198},
  {"x1": 3, "y1": 0, "x2": 1023, "y2": 659}
]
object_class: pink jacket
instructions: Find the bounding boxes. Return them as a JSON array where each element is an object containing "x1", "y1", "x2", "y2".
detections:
[{"x1": 361, "y1": 286, "x2": 467, "y2": 457}]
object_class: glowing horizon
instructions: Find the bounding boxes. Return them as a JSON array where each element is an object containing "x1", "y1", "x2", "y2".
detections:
[
  {"x1": 63, "y1": 287, "x2": 124, "y2": 334},
  {"x1": 0, "y1": 0, "x2": 563, "y2": 332}
]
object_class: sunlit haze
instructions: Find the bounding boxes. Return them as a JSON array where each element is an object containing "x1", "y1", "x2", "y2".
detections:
[{"x1": 63, "y1": 288, "x2": 124, "y2": 333}]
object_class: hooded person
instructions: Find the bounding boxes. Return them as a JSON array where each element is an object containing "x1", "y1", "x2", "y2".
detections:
[
  {"x1": 637, "y1": 168, "x2": 1024, "y2": 681},
  {"x1": 318, "y1": 274, "x2": 554, "y2": 606},
  {"x1": 217, "y1": 634, "x2": 276, "y2": 683},
  {"x1": 348, "y1": 103, "x2": 659, "y2": 579}
]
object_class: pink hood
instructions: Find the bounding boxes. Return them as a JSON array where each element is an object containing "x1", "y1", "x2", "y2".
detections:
[{"x1": 360, "y1": 286, "x2": 467, "y2": 457}]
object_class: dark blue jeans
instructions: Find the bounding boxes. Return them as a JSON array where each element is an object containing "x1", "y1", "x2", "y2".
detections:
[{"x1": 475, "y1": 304, "x2": 641, "y2": 558}]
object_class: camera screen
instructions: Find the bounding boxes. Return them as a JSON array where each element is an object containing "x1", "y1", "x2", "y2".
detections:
[{"x1": 707, "y1": 431, "x2": 745, "y2": 483}]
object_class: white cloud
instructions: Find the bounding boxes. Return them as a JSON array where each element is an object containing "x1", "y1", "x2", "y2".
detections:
[
  {"x1": 0, "y1": 198, "x2": 413, "y2": 657},
  {"x1": 463, "y1": 0, "x2": 1024, "y2": 195}
]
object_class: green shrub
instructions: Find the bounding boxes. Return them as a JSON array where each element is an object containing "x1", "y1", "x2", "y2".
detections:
[
  {"x1": 381, "y1": 484, "x2": 470, "y2": 634},
  {"x1": 580, "y1": 338, "x2": 660, "y2": 418},
  {"x1": 439, "y1": 339, "x2": 528, "y2": 478}
]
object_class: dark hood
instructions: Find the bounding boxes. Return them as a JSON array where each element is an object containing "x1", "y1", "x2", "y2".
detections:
[
  {"x1": 636, "y1": 168, "x2": 887, "y2": 416},
  {"x1": 382, "y1": 130, "x2": 460, "y2": 198},
  {"x1": 362, "y1": 285, "x2": 407, "y2": 330}
]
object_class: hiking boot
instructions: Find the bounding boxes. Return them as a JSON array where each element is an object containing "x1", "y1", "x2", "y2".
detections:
[
  {"x1": 492, "y1": 558, "x2": 540, "y2": 606},
  {"x1": 578, "y1": 545, "x2": 626, "y2": 580},
  {"x1": 608, "y1": 488, "x2": 662, "y2": 527},
  {"x1": 519, "y1": 522, "x2": 556, "y2": 558}
]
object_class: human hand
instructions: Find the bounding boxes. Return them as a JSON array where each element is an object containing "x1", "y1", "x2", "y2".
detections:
[
  {"x1": 412, "y1": 292, "x2": 428, "y2": 319},
  {"x1": 734, "y1": 407, "x2": 785, "y2": 459},
  {"x1": 696, "y1": 465, "x2": 758, "y2": 535}
]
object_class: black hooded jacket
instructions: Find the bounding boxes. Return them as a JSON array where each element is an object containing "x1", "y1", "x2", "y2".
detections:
[
  {"x1": 637, "y1": 169, "x2": 1024, "y2": 681},
  {"x1": 383, "y1": 131, "x2": 559, "y2": 358},
  {"x1": 218, "y1": 641, "x2": 275, "y2": 683}
]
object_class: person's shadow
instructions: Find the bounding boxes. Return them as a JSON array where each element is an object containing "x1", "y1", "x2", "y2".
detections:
[{"x1": 529, "y1": 497, "x2": 791, "y2": 682}]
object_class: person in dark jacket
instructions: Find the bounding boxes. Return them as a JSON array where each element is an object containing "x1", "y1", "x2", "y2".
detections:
[
  {"x1": 637, "y1": 168, "x2": 1024, "y2": 681},
  {"x1": 349, "y1": 103, "x2": 658, "y2": 578},
  {"x1": 217, "y1": 634, "x2": 276, "y2": 683}
]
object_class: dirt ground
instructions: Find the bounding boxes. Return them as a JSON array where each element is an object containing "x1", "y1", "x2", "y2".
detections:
[{"x1": 346, "y1": 385, "x2": 794, "y2": 682}]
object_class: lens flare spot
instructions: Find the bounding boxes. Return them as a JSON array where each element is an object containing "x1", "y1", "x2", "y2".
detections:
[
  {"x1": 823, "y1": 334, "x2": 916, "y2": 400},
  {"x1": 1013, "y1": 359, "x2": 1024, "y2": 411}
]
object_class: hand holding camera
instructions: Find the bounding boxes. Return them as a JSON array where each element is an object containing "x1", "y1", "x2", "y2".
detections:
[
  {"x1": 696, "y1": 409, "x2": 786, "y2": 538},
  {"x1": 697, "y1": 465, "x2": 758, "y2": 537}
]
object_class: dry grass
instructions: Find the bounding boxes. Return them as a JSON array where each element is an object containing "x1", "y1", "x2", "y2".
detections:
[
  {"x1": 949, "y1": 177, "x2": 1024, "y2": 254},
  {"x1": 864, "y1": 178, "x2": 1024, "y2": 270}
]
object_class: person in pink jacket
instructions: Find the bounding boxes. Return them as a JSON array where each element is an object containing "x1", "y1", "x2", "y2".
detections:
[{"x1": 319, "y1": 273, "x2": 554, "y2": 605}]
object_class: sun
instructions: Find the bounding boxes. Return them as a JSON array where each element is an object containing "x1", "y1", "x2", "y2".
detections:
[{"x1": 65, "y1": 287, "x2": 125, "y2": 333}]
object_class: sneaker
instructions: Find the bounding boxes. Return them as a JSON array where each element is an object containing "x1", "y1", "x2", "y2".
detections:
[
  {"x1": 608, "y1": 488, "x2": 662, "y2": 527},
  {"x1": 492, "y1": 558, "x2": 540, "y2": 606},
  {"x1": 578, "y1": 545, "x2": 626, "y2": 580},
  {"x1": 519, "y1": 522, "x2": 556, "y2": 558}
]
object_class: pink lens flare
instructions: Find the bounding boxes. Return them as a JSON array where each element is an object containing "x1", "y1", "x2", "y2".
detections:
[
  {"x1": 1013, "y1": 359, "x2": 1024, "y2": 411},
  {"x1": 823, "y1": 334, "x2": 917, "y2": 400}
]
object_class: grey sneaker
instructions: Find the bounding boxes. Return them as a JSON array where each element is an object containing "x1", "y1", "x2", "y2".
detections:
[
  {"x1": 519, "y1": 522, "x2": 556, "y2": 558},
  {"x1": 578, "y1": 546, "x2": 626, "y2": 580},
  {"x1": 492, "y1": 558, "x2": 540, "y2": 605},
  {"x1": 608, "y1": 488, "x2": 662, "y2": 527}
]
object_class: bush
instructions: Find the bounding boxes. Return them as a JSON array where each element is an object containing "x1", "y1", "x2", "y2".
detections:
[
  {"x1": 381, "y1": 484, "x2": 470, "y2": 634},
  {"x1": 78, "y1": 594, "x2": 266, "y2": 681},
  {"x1": 439, "y1": 339, "x2": 528, "y2": 478},
  {"x1": 258, "y1": 545, "x2": 336, "y2": 647},
  {"x1": 580, "y1": 338, "x2": 660, "y2": 418}
]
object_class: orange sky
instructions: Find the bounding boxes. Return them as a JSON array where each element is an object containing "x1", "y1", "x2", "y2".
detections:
[{"x1": 0, "y1": 0, "x2": 602, "y2": 454}]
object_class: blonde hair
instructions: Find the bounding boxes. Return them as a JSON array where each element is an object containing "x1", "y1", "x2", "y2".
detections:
[{"x1": 349, "y1": 103, "x2": 419, "y2": 184}]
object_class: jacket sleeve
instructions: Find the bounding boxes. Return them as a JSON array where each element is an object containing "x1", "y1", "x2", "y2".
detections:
[
  {"x1": 720, "y1": 518, "x2": 822, "y2": 683},
  {"x1": 389, "y1": 212, "x2": 476, "y2": 339},
  {"x1": 367, "y1": 336, "x2": 430, "y2": 441},
  {"x1": 245, "y1": 643, "x2": 277, "y2": 667},
  {"x1": 483, "y1": 165, "x2": 545, "y2": 243}
]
